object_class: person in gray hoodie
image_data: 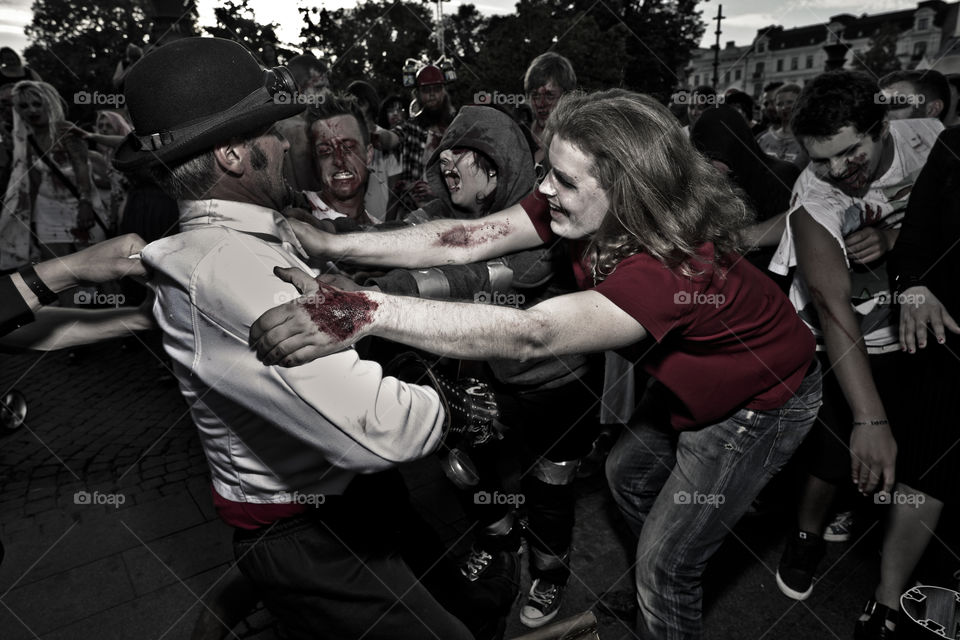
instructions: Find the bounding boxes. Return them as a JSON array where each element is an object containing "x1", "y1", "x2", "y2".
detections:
[{"x1": 361, "y1": 105, "x2": 601, "y2": 629}]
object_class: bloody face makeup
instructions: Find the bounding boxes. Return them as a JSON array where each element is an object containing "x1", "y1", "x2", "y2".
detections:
[
  {"x1": 803, "y1": 124, "x2": 889, "y2": 196},
  {"x1": 310, "y1": 114, "x2": 371, "y2": 203},
  {"x1": 14, "y1": 90, "x2": 47, "y2": 128}
]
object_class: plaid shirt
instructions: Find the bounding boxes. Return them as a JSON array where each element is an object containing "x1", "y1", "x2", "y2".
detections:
[{"x1": 392, "y1": 118, "x2": 444, "y2": 184}]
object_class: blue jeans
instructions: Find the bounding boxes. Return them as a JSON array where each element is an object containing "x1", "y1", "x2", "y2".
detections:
[{"x1": 605, "y1": 361, "x2": 821, "y2": 640}]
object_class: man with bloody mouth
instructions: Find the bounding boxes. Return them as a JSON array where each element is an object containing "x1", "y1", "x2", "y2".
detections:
[
  {"x1": 768, "y1": 70, "x2": 942, "y2": 612},
  {"x1": 300, "y1": 94, "x2": 376, "y2": 226}
]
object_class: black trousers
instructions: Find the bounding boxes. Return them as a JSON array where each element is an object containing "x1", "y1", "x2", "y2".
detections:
[{"x1": 234, "y1": 472, "x2": 474, "y2": 640}]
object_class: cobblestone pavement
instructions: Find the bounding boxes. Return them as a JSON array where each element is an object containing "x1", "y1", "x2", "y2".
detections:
[{"x1": 0, "y1": 330, "x2": 956, "y2": 639}]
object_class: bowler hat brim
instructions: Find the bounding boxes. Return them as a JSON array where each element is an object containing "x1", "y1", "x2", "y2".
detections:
[{"x1": 113, "y1": 100, "x2": 303, "y2": 172}]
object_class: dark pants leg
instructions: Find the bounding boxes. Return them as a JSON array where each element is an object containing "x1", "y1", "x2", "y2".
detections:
[{"x1": 234, "y1": 474, "x2": 473, "y2": 640}]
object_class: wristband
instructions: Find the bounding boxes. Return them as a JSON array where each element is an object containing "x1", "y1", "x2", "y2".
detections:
[
  {"x1": 17, "y1": 264, "x2": 59, "y2": 305},
  {"x1": 852, "y1": 419, "x2": 889, "y2": 426},
  {"x1": 894, "y1": 274, "x2": 924, "y2": 297}
]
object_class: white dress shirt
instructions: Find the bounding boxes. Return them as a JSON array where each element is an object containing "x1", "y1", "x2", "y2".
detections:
[{"x1": 141, "y1": 199, "x2": 445, "y2": 504}]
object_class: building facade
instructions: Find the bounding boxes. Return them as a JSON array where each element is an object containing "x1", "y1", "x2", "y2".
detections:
[{"x1": 686, "y1": 0, "x2": 960, "y2": 97}]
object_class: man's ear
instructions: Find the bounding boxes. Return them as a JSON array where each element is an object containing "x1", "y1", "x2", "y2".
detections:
[
  {"x1": 925, "y1": 99, "x2": 944, "y2": 119},
  {"x1": 213, "y1": 141, "x2": 246, "y2": 176},
  {"x1": 365, "y1": 142, "x2": 374, "y2": 166}
]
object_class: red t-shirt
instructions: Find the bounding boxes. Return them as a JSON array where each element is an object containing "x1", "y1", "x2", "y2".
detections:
[{"x1": 521, "y1": 190, "x2": 815, "y2": 429}]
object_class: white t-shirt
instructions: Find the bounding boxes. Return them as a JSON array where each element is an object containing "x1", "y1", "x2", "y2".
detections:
[
  {"x1": 769, "y1": 117, "x2": 943, "y2": 353},
  {"x1": 363, "y1": 149, "x2": 400, "y2": 223}
]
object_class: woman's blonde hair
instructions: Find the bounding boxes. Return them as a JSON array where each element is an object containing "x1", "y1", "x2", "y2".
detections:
[
  {"x1": 11, "y1": 80, "x2": 66, "y2": 143},
  {"x1": 544, "y1": 90, "x2": 754, "y2": 279}
]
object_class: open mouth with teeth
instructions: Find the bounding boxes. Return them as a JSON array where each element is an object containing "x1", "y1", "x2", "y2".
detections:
[
  {"x1": 443, "y1": 169, "x2": 461, "y2": 192},
  {"x1": 834, "y1": 166, "x2": 865, "y2": 187},
  {"x1": 332, "y1": 170, "x2": 355, "y2": 181}
]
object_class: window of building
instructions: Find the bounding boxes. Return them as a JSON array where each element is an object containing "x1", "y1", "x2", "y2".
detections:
[
  {"x1": 806, "y1": 55, "x2": 814, "y2": 68},
  {"x1": 735, "y1": 69, "x2": 742, "y2": 80},
  {"x1": 777, "y1": 59, "x2": 783, "y2": 72},
  {"x1": 791, "y1": 57, "x2": 798, "y2": 70},
  {"x1": 756, "y1": 61, "x2": 764, "y2": 74},
  {"x1": 918, "y1": 17, "x2": 929, "y2": 31},
  {"x1": 694, "y1": 74, "x2": 700, "y2": 85},
  {"x1": 757, "y1": 41, "x2": 766, "y2": 53},
  {"x1": 914, "y1": 41, "x2": 928, "y2": 58},
  {"x1": 724, "y1": 71, "x2": 730, "y2": 83}
]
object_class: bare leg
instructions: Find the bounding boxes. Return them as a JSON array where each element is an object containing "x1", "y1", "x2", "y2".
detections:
[{"x1": 874, "y1": 483, "x2": 943, "y2": 610}]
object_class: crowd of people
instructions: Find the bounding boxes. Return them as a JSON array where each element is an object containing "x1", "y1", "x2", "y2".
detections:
[{"x1": 0, "y1": 31, "x2": 958, "y2": 640}]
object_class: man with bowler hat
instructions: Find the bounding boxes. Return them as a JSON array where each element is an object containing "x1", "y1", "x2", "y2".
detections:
[{"x1": 114, "y1": 37, "x2": 482, "y2": 640}]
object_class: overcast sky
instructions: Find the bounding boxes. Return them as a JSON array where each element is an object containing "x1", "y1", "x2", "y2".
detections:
[{"x1": 0, "y1": 0, "x2": 924, "y2": 59}]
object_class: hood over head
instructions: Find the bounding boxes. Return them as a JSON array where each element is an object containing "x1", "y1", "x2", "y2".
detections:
[{"x1": 424, "y1": 105, "x2": 535, "y2": 218}]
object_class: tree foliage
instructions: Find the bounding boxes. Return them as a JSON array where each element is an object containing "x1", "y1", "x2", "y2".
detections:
[
  {"x1": 851, "y1": 22, "x2": 902, "y2": 78},
  {"x1": 23, "y1": 0, "x2": 200, "y2": 124},
  {"x1": 23, "y1": 0, "x2": 150, "y2": 123},
  {"x1": 22, "y1": 0, "x2": 706, "y2": 123},
  {"x1": 204, "y1": 0, "x2": 297, "y2": 65},
  {"x1": 299, "y1": 1, "x2": 438, "y2": 99}
]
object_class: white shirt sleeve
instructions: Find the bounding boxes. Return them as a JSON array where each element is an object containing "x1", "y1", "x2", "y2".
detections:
[
  {"x1": 144, "y1": 229, "x2": 446, "y2": 473},
  {"x1": 769, "y1": 168, "x2": 849, "y2": 275}
]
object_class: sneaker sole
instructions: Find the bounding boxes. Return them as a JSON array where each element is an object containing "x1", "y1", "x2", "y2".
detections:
[
  {"x1": 822, "y1": 532, "x2": 851, "y2": 542},
  {"x1": 776, "y1": 570, "x2": 813, "y2": 601},
  {"x1": 519, "y1": 606, "x2": 561, "y2": 628}
]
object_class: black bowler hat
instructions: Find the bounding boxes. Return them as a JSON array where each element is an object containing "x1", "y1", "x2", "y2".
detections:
[{"x1": 114, "y1": 37, "x2": 304, "y2": 172}]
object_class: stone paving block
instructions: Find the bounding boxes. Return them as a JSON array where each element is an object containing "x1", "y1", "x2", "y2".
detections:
[
  {"x1": 13, "y1": 507, "x2": 150, "y2": 584},
  {"x1": 114, "y1": 492, "x2": 206, "y2": 542},
  {"x1": 121, "y1": 519, "x2": 233, "y2": 596},
  {"x1": 0, "y1": 554, "x2": 132, "y2": 638},
  {"x1": 186, "y1": 477, "x2": 218, "y2": 521},
  {"x1": 35, "y1": 561, "x2": 233, "y2": 640}
]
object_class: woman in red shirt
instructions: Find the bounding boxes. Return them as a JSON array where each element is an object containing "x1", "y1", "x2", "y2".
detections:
[{"x1": 250, "y1": 91, "x2": 821, "y2": 640}]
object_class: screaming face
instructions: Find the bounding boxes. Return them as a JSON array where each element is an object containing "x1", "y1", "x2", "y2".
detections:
[
  {"x1": 438, "y1": 147, "x2": 497, "y2": 214},
  {"x1": 310, "y1": 114, "x2": 372, "y2": 203}
]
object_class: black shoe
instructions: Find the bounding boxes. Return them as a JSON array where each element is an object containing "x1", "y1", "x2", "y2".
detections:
[
  {"x1": 854, "y1": 599, "x2": 897, "y2": 640},
  {"x1": 460, "y1": 526, "x2": 520, "y2": 582},
  {"x1": 776, "y1": 530, "x2": 825, "y2": 600},
  {"x1": 454, "y1": 549, "x2": 520, "y2": 640}
]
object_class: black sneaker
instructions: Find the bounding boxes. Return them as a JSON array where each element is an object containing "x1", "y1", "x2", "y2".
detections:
[
  {"x1": 461, "y1": 546, "x2": 495, "y2": 582},
  {"x1": 854, "y1": 599, "x2": 897, "y2": 640},
  {"x1": 776, "y1": 530, "x2": 825, "y2": 600},
  {"x1": 519, "y1": 578, "x2": 565, "y2": 628},
  {"x1": 448, "y1": 550, "x2": 520, "y2": 640},
  {"x1": 460, "y1": 527, "x2": 520, "y2": 582}
]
